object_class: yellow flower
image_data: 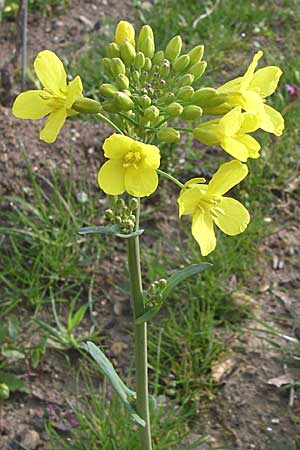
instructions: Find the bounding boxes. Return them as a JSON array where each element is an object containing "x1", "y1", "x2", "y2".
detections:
[
  {"x1": 178, "y1": 160, "x2": 250, "y2": 256},
  {"x1": 12, "y1": 50, "x2": 83, "y2": 143},
  {"x1": 217, "y1": 51, "x2": 284, "y2": 136},
  {"x1": 98, "y1": 134, "x2": 160, "y2": 197},
  {"x1": 194, "y1": 107, "x2": 261, "y2": 162},
  {"x1": 115, "y1": 21, "x2": 135, "y2": 46}
]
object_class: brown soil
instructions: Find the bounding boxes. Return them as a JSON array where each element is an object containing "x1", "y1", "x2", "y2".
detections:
[{"x1": 1, "y1": 3, "x2": 300, "y2": 450}]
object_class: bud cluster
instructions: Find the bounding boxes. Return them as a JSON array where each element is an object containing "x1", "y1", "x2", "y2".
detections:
[
  {"x1": 99, "y1": 23, "x2": 229, "y2": 144},
  {"x1": 104, "y1": 197, "x2": 138, "y2": 234},
  {"x1": 145, "y1": 278, "x2": 167, "y2": 309}
]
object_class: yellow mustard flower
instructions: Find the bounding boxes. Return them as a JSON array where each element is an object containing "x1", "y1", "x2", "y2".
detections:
[
  {"x1": 178, "y1": 160, "x2": 250, "y2": 256},
  {"x1": 217, "y1": 51, "x2": 284, "y2": 136},
  {"x1": 12, "y1": 50, "x2": 83, "y2": 143},
  {"x1": 115, "y1": 21, "x2": 135, "y2": 46},
  {"x1": 98, "y1": 134, "x2": 160, "y2": 197},
  {"x1": 194, "y1": 107, "x2": 260, "y2": 162}
]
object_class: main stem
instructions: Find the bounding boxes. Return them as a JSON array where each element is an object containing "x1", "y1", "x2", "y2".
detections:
[{"x1": 127, "y1": 202, "x2": 152, "y2": 450}]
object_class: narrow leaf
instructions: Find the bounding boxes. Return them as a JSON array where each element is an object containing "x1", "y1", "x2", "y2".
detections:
[
  {"x1": 78, "y1": 225, "x2": 144, "y2": 239},
  {"x1": 81, "y1": 342, "x2": 145, "y2": 427}
]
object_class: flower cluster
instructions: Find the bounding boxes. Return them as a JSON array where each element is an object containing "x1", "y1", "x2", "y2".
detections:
[{"x1": 11, "y1": 20, "x2": 284, "y2": 255}]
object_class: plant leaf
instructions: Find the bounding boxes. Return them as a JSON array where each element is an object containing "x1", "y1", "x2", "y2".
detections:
[
  {"x1": 68, "y1": 304, "x2": 88, "y2": 332},
  {"x1": 0, "y1": 371, "x2": 28, "y2": 393},
  {"x1": 80, "y1": 341, "x2": 145, "y2": 427},
  {"x1": 136, "y1": 263, "x2": 212, "y2": 324},
  {"x1": 78, "y1": 225, "x2": 144, "y2": 239}
]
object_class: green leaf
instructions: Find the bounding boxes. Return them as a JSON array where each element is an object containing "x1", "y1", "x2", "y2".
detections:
[
  {"x1": 136, "y1": 263, "x2": 212, "y2": 324},
  {"x1": 80, "y1": 341, "x2": 145, "y2": 427},
  {"x1": 78, "y1": 225, "x2": 144, "y2": 239},
  {"x1": 67, "y1": 304, "x2": 88, "y2": 332},
  {"x1": 0, "y1": 371, "x2": 28, "y2": 393}
]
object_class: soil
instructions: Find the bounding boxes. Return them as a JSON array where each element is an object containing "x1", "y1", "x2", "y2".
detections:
[{"x1": 1, "y1": 2, "x2": 300, "y2": 450}]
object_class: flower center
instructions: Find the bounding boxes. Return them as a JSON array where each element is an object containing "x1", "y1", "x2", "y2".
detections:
[
  {"x1": 39, "y1": 88, "x2": 67, "y2": 110},
  {"x1": 196, "y1": 194, "x2": 224, "y2": 216},
  {"x1": 123, "y1": 143, "x2": 143, "y2": 169}
]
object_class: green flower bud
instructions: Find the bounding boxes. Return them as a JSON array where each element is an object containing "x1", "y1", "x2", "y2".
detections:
[
  {"x1": 178, "y1": 74, "x2": 194, "y2": 87},
  {"x1": 165, "y1": 35, "x2": 182, "y2": 62},
  {"x1": 107, "y1": 42, "x2": 120, "y2": 58},
  {"x1": 139, "y1": 36, "x2": 155, "y2": 59},
  {"x1": 134, "y1": 51, "x2": 145, "y2": 70},
  {"x1": 0, "y1": 383, "x2": 9, "y2": 401},
  {"x1": 181, "y1": 105, "x2": 203, "y2": 121},
  {"x1": 115, "y1": 215, "x2": 122, "y2": 225},
  {"x1": 191, "y1": 88, "x2": 228, "y2": 107},
  {"x1": 111, "y1": 58, "x2": 126, "y2": 76},
  {"x1": 160, "y1": 59, "x2": 170, "y2": 78},
  {"x1": 148, "y1": 283, "x2": 157, "y2": 294},
  {"x1": 72, "y1": 97, "x2": 102, "y2": 114},
  {"x1": 115, "y1": 92, "x2": 134, "y2": 111},
  {"x1": 132, "y1": 70, "x2": 140, "y2": 83},
  {"x1": 102, "y1": 100, "x2": 119, "y2": 113},
  {"x1": 144, "y1": 105, "x2": 159, "y2": 121},
  {"x1": 144, "y1": 57, "x2": 152, "y2": 71},
  {"x1": 173, "y1": 54, "x2": 190, "y2": 72},
  {"x1": 203, "y1": 103, "x2": 232, "y2": 115},
  {"x1": 158, "y1": 278, "x2": 167, "y2": 289},
  {"x1": 188, "y1": 45, "x2": 204, "y2": 65},
  {"x1": 139, "y1": 94, "x2": 152, "y2": 108},
  {"x1": 105, "y1": 208, "x2": 114, "y2": 220},
  {"x1": 138, "y1": 25, "x2": 154, "y2": 49},
  {"x1": 102, "y1": 57, "x2": 113, "y2": 76},
  {"x1": 120, "y1": 41, "x2": 136, "y2": 66},
  {"x1": 189, "y1": 61, "x2": 207, "y2": 81},
  {"x1": 165, "y1": 102, "x2": 183, "y2": 117},
  {"x1": 115, "y1": 73, "x2": 130, "y2": 90},
  {"x1": 160, "y1": 91, "x2": 176, "y2": 105},
  {"x1": 129, "y1": 198, "x2": 139, "y2": 211},
  {"x1": 117, "y1": 198, "x2": 126, "y2": 209},
  {"x1": 177, "y1": 86, "x2": 194, "y2": 100},
  {"x1": 152, "y1": 50, "x2": 164, "y2": 65},
  {"x1": 99, "y1": 83, "x2": 119, "y2": 98},
  {"x1": 157, "y1": 127, "x2": 180, "y2": 143}
]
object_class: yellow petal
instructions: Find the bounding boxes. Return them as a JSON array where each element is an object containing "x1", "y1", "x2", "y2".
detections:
[
  {"x1": 217, "y1": 77, "x2": 242, "y2": 93},
  {"x1": 213, "y1": 197, "x2": 250, "y2": 235},
  {"x1": 34, "y1": 50, "x2": 67, "y2": 93},
  {"x1": 177, "y1": 186, "x2": 204, "y2": 217},
  {"x1": 124, "y1": 167, "x2": 158, "y2": 197},
  {"x1": 12, "y1": 90, "x2": 52, "y2": 119},
  {"x1": 192, "y1": 211, "x2": 216, "y2": 256},
  {"x1": 140, "y1": 143, "x2": 161, "y2": 169},
  {"x1": 66, "y1": 76, "x2": 83, "y2": 110},
  {"x1": 239, "y1": 112, "x2": 260, "y2": 134},
  {"x1": 249, "y1": 66, "x2": 282, "y2": 98},
  {"x1": 98, "y1": 159, "x2": 126, "y2": 195},
  {"x1": 115, "y1": 21, "x2": 135, "y2": 46},
  {"x1": 40, "y1": 108, "x2": 67, "y2": 143},
  {"x1": 236, "y1": 135, "x2": 261, "y2": 159},
  {"x1": 241, "y1": 90, "x2": 264, "y2": 114},
  {"x1": 103, "y1": 134, "x2": 134, "y2": 159},
  {"x1": 208, "y1": 160, "x2": 248, "y2": 195},
  {"x1": 218, "y1": 107, "x2": 243, "y2": 137},
  {"x1": 259, "y1": 104, "x2": 284, "y2": 136},
  {"x1": 221, "y1": 137, "x2": 249, "y2": 161},
  {"x1": 240, "y1": 50, "x2": 263, "y2": 92}
]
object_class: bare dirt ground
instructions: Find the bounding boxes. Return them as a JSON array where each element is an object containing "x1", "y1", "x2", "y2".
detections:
[{"x1": 1, "y1": 2, "x2": 300, "y2": 450}]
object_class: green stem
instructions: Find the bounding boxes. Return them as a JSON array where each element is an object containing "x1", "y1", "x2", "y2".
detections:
[
  {"x1": 96, "y1": 112, "x2": 124, "y2": 134},
  {"x1": 127, "y1": 200, "x2": 152, "y2": 450},
  {"x1": 157, "y1": 169, "x2": 184, "y2": 188}
]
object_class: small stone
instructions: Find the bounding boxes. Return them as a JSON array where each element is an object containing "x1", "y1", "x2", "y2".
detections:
[
  {"x1": 76, "y1": 191, "x2": 88, "y2": 204},
  {"x1": 21, "y1": 430, "x2": 41, "y2": 449},
  {"x1": 271, "y1": 418, "x2": 280, "y2": 424}
]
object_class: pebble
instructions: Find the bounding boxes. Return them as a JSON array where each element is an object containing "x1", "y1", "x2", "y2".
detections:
[{"x1": 21, "y1": 430, "x2": 41, "y2": 449}]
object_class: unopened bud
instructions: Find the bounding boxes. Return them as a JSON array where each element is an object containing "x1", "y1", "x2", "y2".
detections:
[
  {"x1": 144, "y1": 105, "x2": 159, "y2": 121},
  {"x1": 129, "y1": 198, "x2": 139, "y2": 211},
  {"x1": 120, "y1": 41, "x2": 136, "y2": 66},
  {"x1": 0, "y1": 383, "x2": 9, "y2": 401},
  {"x1": 181, "y1": 105, "x2": 203, "y2": 121},
  {"x1": 157, "y1": 127, "x2": 180, "y2": 143},
  {"x1": 203, "y1": 103, "x2": 231, "y2": 115},
  {"x1": 139, "y1": 36, "x2": 155, "y2": 58},
  {"x1": 115, "y1": 20, "x2": 135, "y2": 46},
  {"x1": 165, "y1": 102, "x2": 183, "y2": 117},
  {"x1": 105, "y1": 208, "x2": 114, "y2": 219},
  {"x1": 189, "y1": 61, "x2": 207, "y2": 81},
  {"x1": 72, "y1": 97, "x2": 102, "y2": 114},
  {"x1": 132, "y1": 70, "x2": 140, "y2": 83},
  {"x1": 111, "y1": 58, "x2": 126, "y2": 76},
  {"x1": 134, "y1": 51, "x2": 145, "y2": 70},
  {"x1": 99, "y1": 83, "x2": 119, "y2": 98},
  {"x1": 138, "y1": 25, "x2": 154, "y2": 49},
  {"x1": 115, "y1": 92, "x2": 134, "y2": 111},
  {"x1": 107, "y1": 42, "x2": 120, "y2": 58},
  {"x1": 173, "y1": 54, "x2": 190, "y2": 72},
  {"x1": 160, "y1": 59, "x2": 170, "y2": 78},
  {"x1": 178, "y1": 74, "x2": 194, "y2": 87},
  {"x1": 158, "y1": 278, "x2": 167, "y2": 289},
  {"x1": 177, "y1": 86, "x2": 194, "y2": 100},
  {"x1": 102, "y1": 100, "x2": 119, "y2": 113},
  {"x1": 115, "y1": 74, "x2": 130, "y2": 90},
  {"x1": 152, "y1": 50, "x2": 164, "y2": 65},
  {"x1": 139, "y1": 94, "x2": 152, "y2": 108},
  {"x1": 165, "y1": 35, "x2": 182, "y2": 62},
  {"x1": 148, "y1": 283, "x2": 157, "y2": 294},
  {"x1": 115, "y1": 215, "x2": 122, "y2": 224},
  {"x1": 102, "y1": 57, "x2": 112, "y2": 76},
  {"x1": 188, "y1": 45, "x2": 204, "y2": 65}
]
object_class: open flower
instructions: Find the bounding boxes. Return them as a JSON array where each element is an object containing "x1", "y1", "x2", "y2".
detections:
[
  {"x1": 12, "y1": 50, "x2": 83, "y2": 143},
  {"x1": 193, "y1": 107, "x2": 261, "y2": 162},
  {"x1": 98, "y1": 134, "x2": 160, "y2": 197},
  {"x1": 178, "y1": 160, "x2": 250, "y2": 256},
  {"x1": 217, "y1": 51, "x2": 284, "y2": 136}
]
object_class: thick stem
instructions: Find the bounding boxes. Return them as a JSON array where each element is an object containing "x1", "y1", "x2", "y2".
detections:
[{"x1": 127, "y1": 202, "x2": 152, "y2": 450}]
